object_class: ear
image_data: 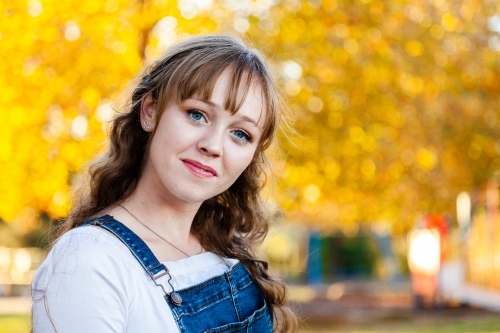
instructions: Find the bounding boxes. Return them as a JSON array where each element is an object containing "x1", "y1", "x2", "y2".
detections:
[{"x1": 140, "y1": 94, "x2": 156, "y2": 132}]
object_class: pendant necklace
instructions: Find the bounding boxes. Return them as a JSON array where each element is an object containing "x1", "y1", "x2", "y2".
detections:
[{"x1": 118, "y1": 204, "x2": 203, "y2": 306}]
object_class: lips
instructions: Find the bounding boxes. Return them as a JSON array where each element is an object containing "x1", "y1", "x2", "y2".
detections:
[{"x1": 182, "y1": 159, "x2": 217, "y2": 178}]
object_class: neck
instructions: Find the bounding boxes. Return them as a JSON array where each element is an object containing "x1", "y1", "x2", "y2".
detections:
[{"x1": 120, "y1": 184, "x2": 202, "y2": 244}]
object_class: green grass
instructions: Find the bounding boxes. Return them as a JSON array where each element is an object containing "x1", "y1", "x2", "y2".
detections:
[
  {"x1": 3, "y1": 314, "x2": 500, "y2": 333},
  {"x1": 300, "y1": 316, "x2": 500, "y2": 333},
  {"x1": 0, "y1": 315, "x2": 31, "y2": 333}
]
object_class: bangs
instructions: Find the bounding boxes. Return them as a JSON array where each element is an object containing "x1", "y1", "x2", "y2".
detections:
[{"x1": 177, "y1": 55, "x2": 262, "y2": 115}]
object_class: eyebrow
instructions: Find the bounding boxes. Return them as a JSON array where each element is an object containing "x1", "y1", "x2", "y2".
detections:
[
  {"x1": 194, "y1": 98, "x2": 217, "y2": 108},
  {"x1": 239, "y1": 115, "x2": 260, "y2": 128},
  {"x1": 193, "y1": 98, "x2": 261, "y2": 129}
]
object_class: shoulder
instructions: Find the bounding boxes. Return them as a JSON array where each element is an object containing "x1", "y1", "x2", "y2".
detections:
[
  {"x1": 32, "y1": 225, "x2": 140, "y2": 332},
  {"x1": 32, "y1": 225, "x2": 140, "y2": 293},
  {"x1": 51, "y1": 225, "x2": 135, "y2": 266}
]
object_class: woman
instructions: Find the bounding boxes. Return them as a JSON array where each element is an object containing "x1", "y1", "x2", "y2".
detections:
[{"x1": 32, "y1": 35, "x2": 297, "y2": 332}]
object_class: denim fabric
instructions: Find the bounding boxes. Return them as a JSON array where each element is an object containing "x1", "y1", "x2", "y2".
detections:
[
  {"x1": 82, "y1": 215, "x2": 273, "y2": 333},
  {"x1": 82, "y1": 215, "x2": 167, "y2": 277}
]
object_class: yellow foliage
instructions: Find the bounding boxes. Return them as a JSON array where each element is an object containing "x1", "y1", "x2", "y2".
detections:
[
  {"x1": 322, "y1": 0, "x2": 338, "y2": 11},
  {"x1": 416, "y1": 148, "x2": 437, "y2": 171},
  {"x1": 303, "y1": 184, "x2": 321, "y2": 202},
  {"x1": 405, "y1": 40, "x2": 424, "y2": 57},
  {"x1": 323, "y1": 159, "x2": 341, "y2": 181},
  {"x1": 1, "y1": 0, "x2": 498, "y2": 235},
  {"x1": 441, "y1": 12, "x2": 457, "y2": 32}
]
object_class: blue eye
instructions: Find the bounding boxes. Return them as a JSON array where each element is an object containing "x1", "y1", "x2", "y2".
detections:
[
  {"x1": 187, "y1": 110, "x2": 206, "y2": 123},
  {"x1": 232, "y1": 130, "x2": 251, "y2": 143}
]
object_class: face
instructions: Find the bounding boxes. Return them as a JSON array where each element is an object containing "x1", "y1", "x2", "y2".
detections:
[{"x1": 140, "y1": 68, "x2": 266, "y2": 206}]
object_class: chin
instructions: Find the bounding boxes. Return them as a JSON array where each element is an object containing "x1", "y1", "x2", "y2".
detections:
[
  {"x1": 178, "y1": 193, "x2": 218, "y2": 204},
  {"x1": 172, "y1": 185, "x2": 229, "y2": 205}
]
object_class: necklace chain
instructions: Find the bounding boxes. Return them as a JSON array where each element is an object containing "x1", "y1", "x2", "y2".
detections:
[{"x1": 118, "y1": 204, "x2": 202, "y2": 258}]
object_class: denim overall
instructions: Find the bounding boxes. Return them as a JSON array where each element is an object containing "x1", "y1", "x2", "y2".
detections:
[{"x1": 82, "y1": 215, "x2": 273, "y2": 333}]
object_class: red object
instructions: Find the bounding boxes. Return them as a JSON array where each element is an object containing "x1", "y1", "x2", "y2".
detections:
[{"x1": 423, "y1": 214, "x2": 449, "y2": 262}]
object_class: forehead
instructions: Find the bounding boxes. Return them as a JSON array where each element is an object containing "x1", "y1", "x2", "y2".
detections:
[{"x1": 209, "y1": 69, "x2": 265, "y2": 121}]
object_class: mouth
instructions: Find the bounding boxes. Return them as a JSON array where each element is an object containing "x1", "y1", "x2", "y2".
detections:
[{"x1": 182, "y1": 159, "x2": 217, "y2": 178}]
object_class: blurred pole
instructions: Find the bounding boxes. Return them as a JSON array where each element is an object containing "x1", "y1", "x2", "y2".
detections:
[
  {"x1": 306, "y1": 230, "x2": 323, "y2": 285},
  {"x1": 486, "y1": 180, "x2": 499, "y2": 242},
  {"x1": 372, "y1": 224, "x2": 402, "y2": 283},
  {"x1": 456, "y1": 191, "x2": 471, "y2": 241},
  {"x1": 456, "y1": 191, "x2": 471, "y2": 288}
]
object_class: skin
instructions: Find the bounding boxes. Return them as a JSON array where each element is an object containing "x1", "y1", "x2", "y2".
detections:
[{"x1": 107, "y1": 69, "x2": 266, "y2": 261}]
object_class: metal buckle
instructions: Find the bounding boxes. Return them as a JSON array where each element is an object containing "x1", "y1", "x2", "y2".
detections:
[
  {"x1": 90, "y1": 215, "x2": 114, "y2": 226},
  {"x1": 147, "y1": 263, "x2": 169, "y2": 280}
]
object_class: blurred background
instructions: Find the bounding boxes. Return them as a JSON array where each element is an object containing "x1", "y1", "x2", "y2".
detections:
[{"x1": 1, "y1": 0, "x2": 500, "y2": 332}]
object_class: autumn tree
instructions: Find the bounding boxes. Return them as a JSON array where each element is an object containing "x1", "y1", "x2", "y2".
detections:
[{"x1": 1, "y1": 0, "x2": 499, "y2": 242}]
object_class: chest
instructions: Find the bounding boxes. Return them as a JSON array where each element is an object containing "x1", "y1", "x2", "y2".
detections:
[{"x1": 85, "y1": 216, "x2": 273, "y2": 333}]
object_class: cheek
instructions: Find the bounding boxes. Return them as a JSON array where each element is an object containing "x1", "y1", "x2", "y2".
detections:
[
  {"x1": 154, "y1": 121, "x2": 194, "y2": 149},
  {"x1": 229, "y1": 150, "x2": 257, "y2": 177}
]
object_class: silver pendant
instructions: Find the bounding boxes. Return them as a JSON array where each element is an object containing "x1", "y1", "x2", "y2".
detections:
[{"x1": 170, "y1": 292, "x2": 182, "y2": 306}]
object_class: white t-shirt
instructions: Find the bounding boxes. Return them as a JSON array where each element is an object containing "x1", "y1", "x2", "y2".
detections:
[{"x1": 31, "y1": 226, "x2": 238, "y2": 333}]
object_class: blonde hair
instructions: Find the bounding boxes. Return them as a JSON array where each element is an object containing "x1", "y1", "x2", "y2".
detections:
[{"x1": 61, "y1": 35, "x2": 297, "y2": 332}]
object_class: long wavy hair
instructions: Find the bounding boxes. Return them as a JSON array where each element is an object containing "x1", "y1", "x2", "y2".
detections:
[{"x1": 59, "y1": 35, "x2": 297, "y2": 332}]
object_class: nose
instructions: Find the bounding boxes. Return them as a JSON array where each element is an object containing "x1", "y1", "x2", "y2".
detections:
[{"x1": 198, "y1": 128, "x2": 224, "y2": 157}]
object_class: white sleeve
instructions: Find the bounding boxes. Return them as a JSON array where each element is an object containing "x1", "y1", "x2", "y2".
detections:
[{"x1": 32, "y1": 230, "x2": 136, "y2": 333}]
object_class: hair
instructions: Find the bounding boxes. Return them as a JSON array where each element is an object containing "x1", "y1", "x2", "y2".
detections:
[{"x1": 58, "y1": 34, "x2": 297, "y2": 332}]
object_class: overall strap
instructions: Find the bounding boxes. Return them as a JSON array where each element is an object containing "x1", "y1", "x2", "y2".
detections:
[{"x1": 81, "y1": 215, "x2": 169, "y2": 280}]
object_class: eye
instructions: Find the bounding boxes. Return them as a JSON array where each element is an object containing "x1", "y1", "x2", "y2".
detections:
[
  {"x1": 187, "y1": 110, "x2": 207, "y2": 123},
  {"x1": 232, "y1": 129, "x2": 252, "y2": 143}
]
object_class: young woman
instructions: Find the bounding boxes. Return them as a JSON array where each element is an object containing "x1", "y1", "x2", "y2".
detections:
[{"x1": 31, "y1": 35, "x2": 297, "y2": 332}]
